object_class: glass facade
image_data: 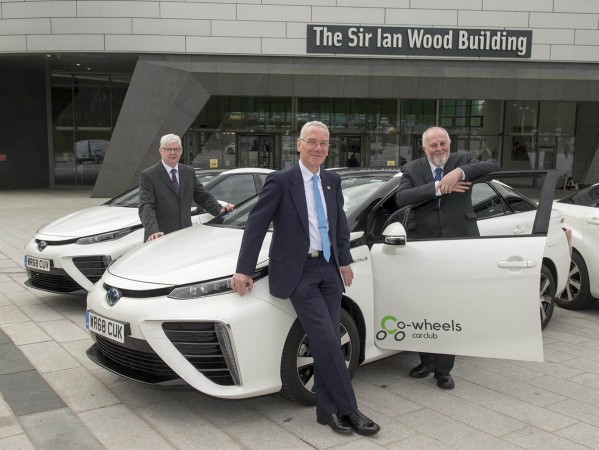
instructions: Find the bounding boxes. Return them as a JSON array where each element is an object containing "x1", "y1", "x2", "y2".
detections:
[
  {"x1": 186, "y1": 96, "x2": 577, "y2": 188},
  {"x1": 50, "y1": 72, "x2": 130, "y2": 185},
  {"x1": 46, "y1": 76, "x2": 578, "y2": 188}
]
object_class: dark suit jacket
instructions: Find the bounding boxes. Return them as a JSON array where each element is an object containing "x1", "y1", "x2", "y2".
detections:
[
  {"x1": 396, "y1": 153, "x2": 500, "y2": 239},
  {"x1": 236, "y1": 164, "x2": 352, "y2": 299},
  {"x1": 138, "y1": 162, "x2": 222, "y2": 242}
]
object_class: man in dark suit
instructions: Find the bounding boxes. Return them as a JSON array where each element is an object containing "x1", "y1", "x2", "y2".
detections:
[
  {"x1": 139, "y1": 134, "x2": 233, "y2": 242},
  {"x1": 396, "y1": 126, "x2": 500, "y2": 390},
  {"x1": 230, "y1": 121, "x2": 380, "y2": 437}
]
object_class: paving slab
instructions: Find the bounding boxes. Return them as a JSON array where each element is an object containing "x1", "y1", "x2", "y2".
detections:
[{"x1": 2, "y1": 189, "x2": 599, "y2": 449}]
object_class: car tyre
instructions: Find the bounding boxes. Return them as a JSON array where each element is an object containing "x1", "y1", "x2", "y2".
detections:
[
  {"x1": 556, "y1": 251, "x2": 595, "y2": 310},
  {"x1": 279, "y1": 308, "x2": 360, "y2": 406},
  {"x1": 540, "y1": 265, "x2": 556, "y2": 329}
]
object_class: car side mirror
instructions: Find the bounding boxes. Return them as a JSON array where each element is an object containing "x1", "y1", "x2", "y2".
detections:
[{"x1": 382, "y1": 222, "x2": 407, "y2": 246}]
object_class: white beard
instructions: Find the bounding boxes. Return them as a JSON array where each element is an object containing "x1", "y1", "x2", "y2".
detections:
[{"x1": 430, "y1": 153, "x2": 449, "y2": 167}]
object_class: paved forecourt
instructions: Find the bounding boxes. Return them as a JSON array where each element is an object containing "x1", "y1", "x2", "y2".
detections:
[{"x1": 1, "y1": 189, "x2": 599, "y2": 449}]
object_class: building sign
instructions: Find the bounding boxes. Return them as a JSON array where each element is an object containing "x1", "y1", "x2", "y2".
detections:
[{"x1": 307, "y1": 25, "x2": 532, "y2": 58}]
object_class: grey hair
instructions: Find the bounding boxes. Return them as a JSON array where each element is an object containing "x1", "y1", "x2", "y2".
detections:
[
  {"x1": 160, "y1": 133, "x2": 181, "y2": 148},
  {"x1": 300, "y1": 121, "x2": 329, "y2": 139}
]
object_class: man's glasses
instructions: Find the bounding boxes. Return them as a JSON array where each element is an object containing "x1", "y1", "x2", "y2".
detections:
[
  {"x1": 300, "y1": 138, "x2": 330, "y2": 148},
  {"x1": 161, "y1": 147, "x2": 182, "y2": 153}
]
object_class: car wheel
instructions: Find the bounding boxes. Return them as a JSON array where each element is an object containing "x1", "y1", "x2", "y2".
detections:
[
  {"x1": 556, "y1": 251, "x2": 595, "y2": 310},
  {"x1": 540, "y1": 265, "x2": 556, "y2": 329},
  {"x1": 279, "y1": 308, "x2": 360, "y2": 406}
]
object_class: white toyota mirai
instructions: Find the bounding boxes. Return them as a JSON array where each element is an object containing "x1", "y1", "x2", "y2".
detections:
[
  {"x1": 85, "y1": 169, "x2": 570, "y2": 405},
  {"x1": 554, "y1": 183, "x2": 599, "y2": 309},
  {"x1": 24, "y1": 168, "x2": 272, "y2": 294}
]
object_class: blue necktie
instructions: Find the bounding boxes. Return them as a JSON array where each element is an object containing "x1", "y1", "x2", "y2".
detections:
[
  {"x1": 434, "y1": 167, "x2": 443, "y2": 181},
  {"x1": 170, "y1": 169, "x2": 180, "y2": 192},
  {"x1": 312, "y1": 175, "x2": 331, "y2": 262}
]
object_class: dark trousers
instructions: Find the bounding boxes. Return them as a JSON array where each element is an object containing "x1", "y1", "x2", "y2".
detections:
[
  {"x1": 419, "y1": 352, "x2": 455, "y2": 375},
  {"x1": 289, "y1": 256, "x2": 358, "y2": 416}
]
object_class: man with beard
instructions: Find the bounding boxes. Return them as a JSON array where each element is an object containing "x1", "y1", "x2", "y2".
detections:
[{"x1": 395, "y1": 126, "x2": 500, "y2": 390}]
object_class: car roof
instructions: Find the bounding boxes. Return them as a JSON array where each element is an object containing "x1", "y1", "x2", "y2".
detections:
[{"x1": 216, "y1": 168, "x2": 274, "y2": 175}]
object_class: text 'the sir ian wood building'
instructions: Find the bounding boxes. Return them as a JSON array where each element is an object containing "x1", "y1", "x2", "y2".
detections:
[{"x1": 2, "y1": 0, "x2": 599, "y2": 196}]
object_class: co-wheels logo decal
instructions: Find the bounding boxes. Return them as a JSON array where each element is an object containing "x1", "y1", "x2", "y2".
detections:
[{"x1": 376, "y1": 315, "x2": 462, "y2": 341}]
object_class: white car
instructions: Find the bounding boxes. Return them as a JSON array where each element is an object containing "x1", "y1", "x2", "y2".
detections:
[
  {"x1": 24, "y1": 168, "x2": 272, "y2": 294},
  {"x1": 85, "y1": 170, "x2": 570, "y2": 405},
  {"x1": 554, "y1": 183, "x2": 599, "y2": 309}
]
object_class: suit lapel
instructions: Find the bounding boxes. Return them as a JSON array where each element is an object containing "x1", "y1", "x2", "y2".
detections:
[
  {"x1": 418, "y1": 158, "x2": 434, "y2": 183},
  {"x1": 289, "y1": 165, "x2": 310, "y2": 238},
  {"x1": 158, "y1": 163, "x2": 180, "y2": 196}
]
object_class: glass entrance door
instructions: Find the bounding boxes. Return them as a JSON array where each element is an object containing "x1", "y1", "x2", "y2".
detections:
[
  {"x1": 236, "y1": 135, "x2": 280, "y2": 169},
  {"x1": 329, "y1": 135, "x2": 363, "y2": 168}
]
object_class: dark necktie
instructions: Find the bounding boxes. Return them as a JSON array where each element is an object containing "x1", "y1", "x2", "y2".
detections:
[
  {"x1": 434, "y1": 167, "x2": 443, "y2": 181},
  {"x1": 170, "y1": 168, "x2": 180, "y2": 192},
  {"x1": 312, "y1": 175, "x2": 331, "y2": 262}
]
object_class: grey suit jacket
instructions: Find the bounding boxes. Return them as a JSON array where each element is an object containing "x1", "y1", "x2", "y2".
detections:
[
  {"x1": 396, "y1": 153, "x2": 500, "y2": 239},
  {"x1": 235, "y1": 164, "x2": 352, "y2": 299},
  {"x1": 138, "y1": 162, "x2": 222, "y2": 242}
]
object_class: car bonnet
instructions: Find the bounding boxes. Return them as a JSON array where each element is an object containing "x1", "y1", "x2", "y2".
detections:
[
  {"x1": 106, "y1": 224, "x2": 268, "y2": 287},
  {"x1": 36, "y1": 206, "x2": 141, "y2": 239}
]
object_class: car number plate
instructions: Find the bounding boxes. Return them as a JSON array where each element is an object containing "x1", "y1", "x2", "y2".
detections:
[
  {"x1": 25, "y1": 256, "x2": 51, "y2": 272},
  {"x1": 86, "y1": 310, "x2": 128, "y2": 344}
]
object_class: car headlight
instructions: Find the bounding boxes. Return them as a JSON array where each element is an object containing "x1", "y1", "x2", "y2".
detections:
[
  {"x1": 76, "y1": 226, "x2": 140, "y2": 245},
  {"x1": 168, "y1": 268, "x2": 268, "y2": 300}
]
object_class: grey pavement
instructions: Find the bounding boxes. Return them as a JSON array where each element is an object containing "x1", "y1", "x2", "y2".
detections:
[{"x1": 1, "y1": 188, "x2": 599, "y2": 449}]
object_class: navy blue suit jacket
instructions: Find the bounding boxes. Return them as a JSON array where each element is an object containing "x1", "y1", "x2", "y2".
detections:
[
  {"x1": 396, "y1": 153, "x2": 500, "y2": 239},
  {"x1": 236, "y1": 164, "x2": 352, "y2": 299}
]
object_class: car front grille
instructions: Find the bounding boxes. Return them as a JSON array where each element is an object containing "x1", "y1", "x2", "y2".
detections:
[
  {"x1": 162, "y1": 322, "x2": 235, "y2": 386},
  {"x1": 73, "y1": 256, "x2": 110, "y2": 283},
  {"x1": 88, "y1": 335, "x2": 181, "y2": 385},
  {"x1": 27, "y1": 268, "x2": 83, "y2": 293},
  {"x1": 35, "y1": 237, "x2": 78, "y2": 246},
  {"x1": 103, "y1": 283, "x2": 173, "y2": 298}
]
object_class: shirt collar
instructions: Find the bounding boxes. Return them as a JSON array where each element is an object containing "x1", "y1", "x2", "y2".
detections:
[
  {"x1": 428, "y1": 161, "x2": 443, "y2": 174},
  {"x1": 162, "y1": 160, "x2": 179, "y2": 173},
  {"x1": 299, "y1": 160, "x2": 320, "y2": 183}
]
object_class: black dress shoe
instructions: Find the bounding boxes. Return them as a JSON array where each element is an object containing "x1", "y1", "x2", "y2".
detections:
[
  {"x1": 342, "y1": 410, "x2": 381, "y2": 436},
  {"x1": 434, "y1": 373, "x2": 455, "y2": 390},
  {"x1": 409, "y1": 364, "x2": 432, "y2": 378},
  {"x1": 316, "y1": 413, "x2": 353, "y2": 434}
]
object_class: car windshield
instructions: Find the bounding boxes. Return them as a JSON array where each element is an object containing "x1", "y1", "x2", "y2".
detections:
[
  {"x1": 103, "y1": 187, "x2": 139, "y2": 207},
  {"x1": 102, "y1": 171, "x2": 224, "y2": 208},
  {"x1": 209, "y1": 177, "x2": 388, "y2": 229},
  {"x1": 559, "y1": 184, "x2": 599, "y2": 207}
]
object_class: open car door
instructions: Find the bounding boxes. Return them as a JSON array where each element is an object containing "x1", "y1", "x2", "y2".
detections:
[{"x1": 370, "y1": 171, "x2": 557, "y2": 362}]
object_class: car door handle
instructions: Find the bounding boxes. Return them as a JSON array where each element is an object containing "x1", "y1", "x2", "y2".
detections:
[
  {"x1": 585, "y1": 216, "x2": 599, "y2": 225},
  {"x1": 512, "y1": 225, "x2": 527, "y2": 235},
  {"x1": 497, "y1": 260, "x2": 537, "y2": 268}
]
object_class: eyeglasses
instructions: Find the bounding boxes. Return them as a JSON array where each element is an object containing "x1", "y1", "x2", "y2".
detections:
[
  {"x1": 161, "y1": 147, "x2": 182, "y2": 153},
  {"x1": 300, "y1": 138, "x2": 330, "y2": 148}
]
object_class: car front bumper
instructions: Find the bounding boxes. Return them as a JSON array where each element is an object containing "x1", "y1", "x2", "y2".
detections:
[{"x1": 85, "y1": 275, "x2": 296, "y2": 399}]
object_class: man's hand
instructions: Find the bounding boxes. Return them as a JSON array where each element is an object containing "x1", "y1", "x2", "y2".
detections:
[
  {"x1": 436, "y1": 168, "x2": 471, "y2": 195},
  {"x1": 231, "y1": 272, "x2": 253, "y2": 296},
  {"x1": 146, "y1": 232, "x2": 164, "y2": 242},
  {"x1": 220, "y1": 203, "x2": 235, "y2": 213},
  {"x1": 340, "y1": 265, "x2": 354, "y2": 287}
]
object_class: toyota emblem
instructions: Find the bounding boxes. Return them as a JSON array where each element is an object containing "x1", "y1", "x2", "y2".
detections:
[
  {"x1": 37, "y1": 240, "x2": 47, "y2": 252},
  {"x1": 106, "y1": 287, "x2": 122, "y2": 306}
]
